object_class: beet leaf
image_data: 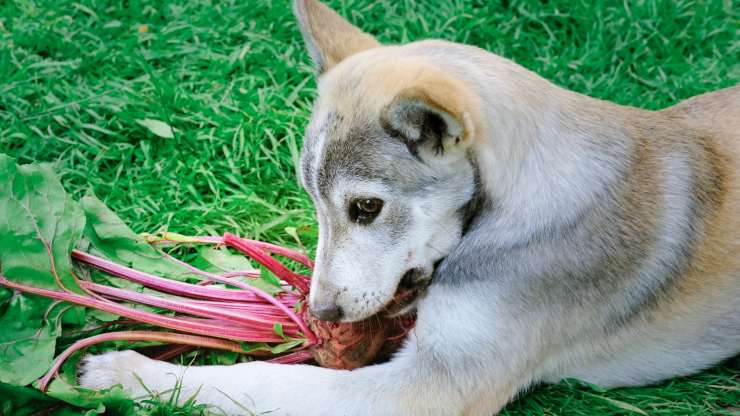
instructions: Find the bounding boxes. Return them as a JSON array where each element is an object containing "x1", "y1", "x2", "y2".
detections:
[{"x1": 0, "y1": 155, "x2": 86, "y2": 384}]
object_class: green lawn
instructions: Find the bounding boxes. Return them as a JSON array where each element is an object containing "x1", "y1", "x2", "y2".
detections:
[{"x1": 1, "y1": 0, "x2": 738, "y2": 414}]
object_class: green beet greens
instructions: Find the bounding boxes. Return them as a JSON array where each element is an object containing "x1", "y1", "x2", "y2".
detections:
[{"x1": 0, "y1": 154, "x2": 316, "y2": 411}]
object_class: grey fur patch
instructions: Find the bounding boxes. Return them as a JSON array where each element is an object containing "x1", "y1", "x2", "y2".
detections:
[
  {"x1": 313, "y1": 120, "x2": 424, "y2": 199},
  {"x1": 433, "y1": 124, "x2": 726, "y2": 336},
  {"x1": 302, "y1": 110, "x2": 478, "y2": 276}
]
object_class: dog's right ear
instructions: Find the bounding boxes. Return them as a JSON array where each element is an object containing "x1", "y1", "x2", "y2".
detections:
[
  {"x1": 380, "y1": 72, "x2": 478, "y2": 161},
  {"x1": 293, "y1": 0, "x2": 380, "y2": 74}
]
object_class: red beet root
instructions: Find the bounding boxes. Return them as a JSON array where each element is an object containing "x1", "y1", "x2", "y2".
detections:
[
  {"x1": 307, "y1": 307, "x2": 417, "y2": 369},
  {"x1": 308, "y1": 317, "x2": 389, "y2": 369}
]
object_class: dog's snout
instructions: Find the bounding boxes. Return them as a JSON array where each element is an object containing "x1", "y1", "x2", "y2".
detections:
[{"x1": 310, "y1": 303, "x2": 343, "y2": 322}]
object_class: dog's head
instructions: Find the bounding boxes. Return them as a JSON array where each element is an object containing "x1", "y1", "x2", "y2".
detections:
[{"x1": 294, "y1": 0, "x2": 483, "y2": 322}]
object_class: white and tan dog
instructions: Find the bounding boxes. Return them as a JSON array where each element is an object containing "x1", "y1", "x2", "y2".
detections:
[{"x1": 80, "y1": 1, "x2": 740, "y2": 414}]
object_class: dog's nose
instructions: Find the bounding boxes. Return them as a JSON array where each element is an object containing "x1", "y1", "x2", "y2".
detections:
[{"x1": 310, "y1": 304, "x2": 343, "y2": 322}]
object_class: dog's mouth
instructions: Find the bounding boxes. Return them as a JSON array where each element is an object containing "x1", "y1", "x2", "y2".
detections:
[{"x1": 383, "y1": 268, "x2": 430, "y2": 317}]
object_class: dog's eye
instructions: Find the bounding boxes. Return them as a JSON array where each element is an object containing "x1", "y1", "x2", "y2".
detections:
[{"x1": 349, "y1": 198, "x2": 384, "y2": 225}]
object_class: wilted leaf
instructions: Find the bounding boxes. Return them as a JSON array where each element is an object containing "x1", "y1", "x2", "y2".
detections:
[
  {"x1": 269, "y1": 339, "x2": 304, "y2": 354},
  {"x1": 135, "y1": 118, "x2": 174, "y2": 138},
  {"x1": 198, "y1": 246, "x2": 256, "y2": 273}
]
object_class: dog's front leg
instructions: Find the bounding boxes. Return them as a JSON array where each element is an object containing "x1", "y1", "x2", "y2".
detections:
[
  {"x1": 79, "y1": 350, "x2": 402, "y2": 415},
  {"x1": 80, "y1": 350, "x2": 419, "y2": 415},
  {"x1": 80, "y1": 285, "x2": 528, "y2": 415},
  {"x1": 78, "y1": 346, "x2": 483, "y2": 416}
]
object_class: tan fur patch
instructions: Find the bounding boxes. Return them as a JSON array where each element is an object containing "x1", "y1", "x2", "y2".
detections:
[
  {"x1": 320, "y1": 54, "x2": 486, "y2": 143},
  {"x1": 660, "y1": 86, "x2": 740, "y2": 315}
]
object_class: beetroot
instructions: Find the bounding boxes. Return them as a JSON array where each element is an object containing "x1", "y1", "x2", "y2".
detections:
[
  {"x1": 309, "y1": 316, "x2": 389, "y2": 369},
  {"x1": 308, "y1": 308, "x2": 416, "y2": 369}
]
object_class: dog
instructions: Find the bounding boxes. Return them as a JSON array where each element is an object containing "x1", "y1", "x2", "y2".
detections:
[{"x1": 79, "y1": 1, "x2": 740, "y2": 414}]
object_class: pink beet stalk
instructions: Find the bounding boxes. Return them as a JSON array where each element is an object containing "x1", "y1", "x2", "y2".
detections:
[
  {"x1": 71, "y1": 249, "x2": 315, "y2": 341},
  {"x1": 72, "y1": 250, "x2": 278, "y2": 303},
  {"x1": 146, "y1": 233, "x2": 314, "y2": 268},
  {"x1": 38, "y1": 331, "x2": 248, "y2": 391},
  {"x1": 224, "y1": 233, "x2": 310, "y2": 293},
  {"x1": 79, "y1": 281, "x2": 298, "y2": 330},
  {"x1": 267, "y1": 350, "x2": 314, "y2": 364},
  {"x1": 0, "y1": 277, "x2": 290, "y2": 343},
  {"x1": 241, "y1": 238, "x2": 314, "y2": 269},
  {"x1": 153, "y1": 248, "x2": 316, "y2": 344},
  {"x1": 190, "y1": 300, "x2": 301, "y2": 319}
]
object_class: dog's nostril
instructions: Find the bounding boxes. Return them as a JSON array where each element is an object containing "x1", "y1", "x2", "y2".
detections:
[{"x1": 310, "y1": 304, "x2": 343, "y2": 322}]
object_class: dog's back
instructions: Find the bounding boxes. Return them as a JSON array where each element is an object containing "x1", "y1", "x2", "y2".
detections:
[{"x1": 666, "y1": 86, "x2": 740, "y2": 137}]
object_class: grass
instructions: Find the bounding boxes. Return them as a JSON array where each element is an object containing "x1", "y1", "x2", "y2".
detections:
[{"x1": 0, "y1": 0, "x2": 738, "y2": 414}]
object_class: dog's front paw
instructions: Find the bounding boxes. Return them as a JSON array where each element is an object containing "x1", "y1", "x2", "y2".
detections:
[{"x1": 78, "y1": 350, "x2": 153, "y2": 396}]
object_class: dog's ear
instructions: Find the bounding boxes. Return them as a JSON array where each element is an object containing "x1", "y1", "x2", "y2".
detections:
[
  {"x1": 380, "y1": 76, "x2": 477, "y2": 160},
  {"x1": 293, "y1": 0, "x2": 380, "y2": 73}
]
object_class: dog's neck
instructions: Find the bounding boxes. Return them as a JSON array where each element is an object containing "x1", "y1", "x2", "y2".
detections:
[{"x1": 467, "y1": 63, "x2": 636, "y2": 246}]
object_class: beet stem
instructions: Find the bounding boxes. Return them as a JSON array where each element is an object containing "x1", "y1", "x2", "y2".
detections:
[
  {"x1": 38, "y1": 330, "x2": 248, "y2": 391},
  {"x1": 144, "y1": 233, "x2": 314, "y2": 269},
  {"x1": 80, "y1": 281, "x2": 298, "y2": 329},
  {"x1": 0, "y1": 276, "x2": 289, "y2": 343},
  {"x1": 267, "y1": 350, "x2": 314, "y2": 364},
  {"x1": 72, "y1": 250, "x2": 275, "y2": 303},
  {"x1": 152, "y1": 248, "x2": 316, "y2": 344},
  {"x1": 223, "y1": 233, "x2": 310, "y2": 294}
]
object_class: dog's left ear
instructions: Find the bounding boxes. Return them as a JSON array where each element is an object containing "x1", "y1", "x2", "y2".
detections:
[
  {"x1": 380, "y1": 76, "x2": 477, "y2": 160},
  {"x1": 293, "y1": 0, "x2": 380, "y2": 73}
]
